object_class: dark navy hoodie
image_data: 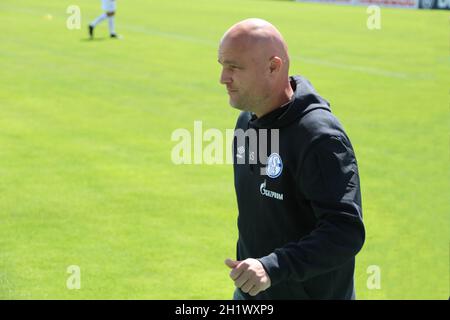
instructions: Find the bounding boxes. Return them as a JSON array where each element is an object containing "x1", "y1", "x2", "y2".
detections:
[{"x1": 232, "y1": 75, "x2": 365, "y2": 300}]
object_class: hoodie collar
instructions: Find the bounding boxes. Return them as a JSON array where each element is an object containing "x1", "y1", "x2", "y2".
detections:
[{"x1": 249, "y1": 75, "x2": 331, "y2": 129}]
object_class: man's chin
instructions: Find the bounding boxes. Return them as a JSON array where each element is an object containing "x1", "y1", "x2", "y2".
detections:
[{"x1": 229, "y1": 99, "x2": 246, "y2": 111}]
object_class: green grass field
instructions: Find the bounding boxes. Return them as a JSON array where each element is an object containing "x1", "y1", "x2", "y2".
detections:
[{"x1": 0, "y1": 0, "x2": 448, "y2": 299}]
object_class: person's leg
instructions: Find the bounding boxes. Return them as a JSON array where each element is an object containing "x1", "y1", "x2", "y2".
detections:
[
  {"x1": 90, "y1": 13, "x2": 107, "y2": 27},
  {"x1": 88, "y1": 12, "x2": 107, "y2": 38},
  {"x1": 106, "y1": 11, "x2": 117, "y2": 37}
]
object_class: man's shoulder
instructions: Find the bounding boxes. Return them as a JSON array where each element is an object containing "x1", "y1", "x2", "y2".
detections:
[
  {"x1": 294, "y1": 105, "x2": 347, "y2": 142},
  {"x1": 280, "y1": 106, "x2": 352, "y2": 164}
]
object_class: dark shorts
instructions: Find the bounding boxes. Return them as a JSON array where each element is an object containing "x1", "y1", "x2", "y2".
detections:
[{"x1": 233, "y1": 288, "x2": 245, "y2": 300}]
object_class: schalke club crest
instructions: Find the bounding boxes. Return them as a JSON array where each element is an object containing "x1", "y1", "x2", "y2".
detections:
[{"x1": 266, "y1": 153, "x2": 283, "y2": 178}]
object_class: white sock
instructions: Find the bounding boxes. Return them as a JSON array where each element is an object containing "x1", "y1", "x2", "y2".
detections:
[
  {"x1": 108, "y1": 16, "x2": 116, "y2": 35},
  {"x1": 90, "y1": 13, "x2": 107, "y2": 27}
]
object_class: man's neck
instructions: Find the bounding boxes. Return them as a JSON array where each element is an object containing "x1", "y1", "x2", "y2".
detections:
[{"x1": 254, "y1": 85, "x2": 294, "y2": 118}]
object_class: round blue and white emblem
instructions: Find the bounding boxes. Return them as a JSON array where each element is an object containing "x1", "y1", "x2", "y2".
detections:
[{"x1": 266, "y1": 153, "x2": 283, "y2": 179}]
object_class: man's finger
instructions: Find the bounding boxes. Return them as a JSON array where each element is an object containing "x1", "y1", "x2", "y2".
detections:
[
  {"x1": 248, "y1": 286, "x2": 260, "y2": 297},
  {"x1": 240, "y1": 278, "x2": 255, "y2": 293},
  {"x1": 224, "y1": 258, "x2": 239, "y2": 269},
  {"x1": 234, "y1": 271, "x2": 251, "y2": 288},
  {"x1": 229, "y1": 265, "x2": 245, "y2": 280}
]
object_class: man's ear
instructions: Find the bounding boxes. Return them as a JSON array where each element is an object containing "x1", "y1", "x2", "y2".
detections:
[{"x1": 269, "y1": 56, "x2": 282, "y2": 74}]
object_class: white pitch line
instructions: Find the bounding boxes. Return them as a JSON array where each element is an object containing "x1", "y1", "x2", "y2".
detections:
[
  {"x1": 124, "y1": 24, "x2": 417, "y2": 79},
  {"x1": 0, "y1": 3, "x2": 424, "y2": 80},
  {"x1": 293, "y1": 56, "x2": 410, "y2": 79},
  {"x1": 123, "y1": 25, "x2": 217, "y2": 47}
]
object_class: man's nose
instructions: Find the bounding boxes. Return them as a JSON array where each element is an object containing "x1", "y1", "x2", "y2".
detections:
[{"x1": 220, "y1": 69, "x2": 232, "y2": 85}]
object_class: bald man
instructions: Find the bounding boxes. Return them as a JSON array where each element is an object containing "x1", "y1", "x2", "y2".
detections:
[{"x1": 219, "y1": 19, "x2": 365, "y2": 300}]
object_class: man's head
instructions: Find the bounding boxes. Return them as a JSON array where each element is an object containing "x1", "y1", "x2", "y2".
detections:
[{"x1": 218, "y1": 18, "x2": 293, "y2": 117}]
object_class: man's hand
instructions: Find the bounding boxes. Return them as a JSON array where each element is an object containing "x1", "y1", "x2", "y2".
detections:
[{"x1": 225, "y1": 258, "x2": 271, "y2": 296}]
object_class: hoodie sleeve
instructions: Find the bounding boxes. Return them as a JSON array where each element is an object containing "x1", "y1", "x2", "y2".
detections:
[{"x1": 258, "y1": 135, "x2": 365, "y2": 285}]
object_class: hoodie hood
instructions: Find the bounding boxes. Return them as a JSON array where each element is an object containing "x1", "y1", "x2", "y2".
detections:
[{"x1": 249, "y1": 75, "x2": 331, "y2": 129}]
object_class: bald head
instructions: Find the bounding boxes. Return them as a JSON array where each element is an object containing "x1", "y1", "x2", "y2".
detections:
[
  {"x1": 221, "y1": 18, "x2": 290, "y2": 73},
  {"x1": 218, "y1": 19, "x2": 294, "y2": 117}
]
